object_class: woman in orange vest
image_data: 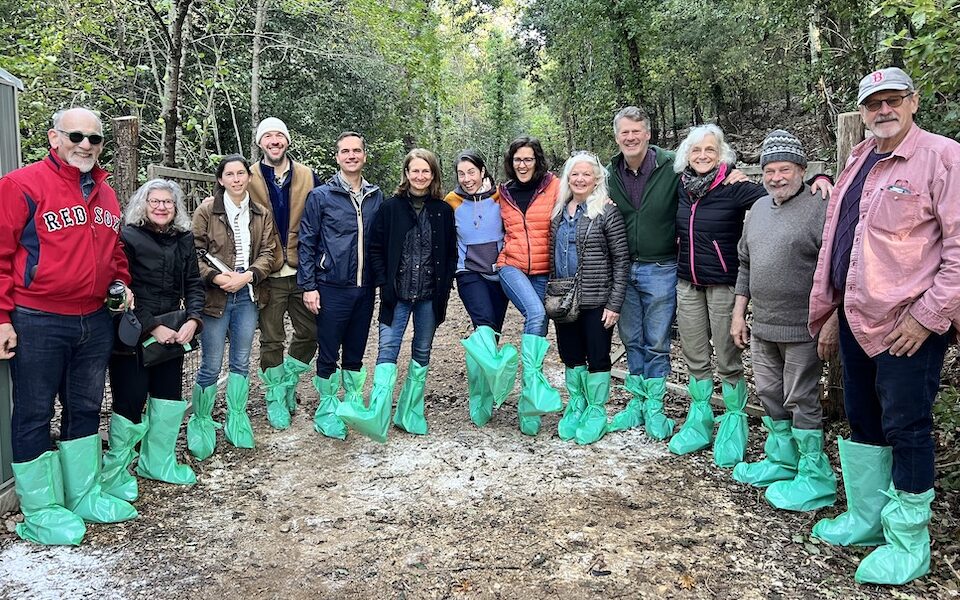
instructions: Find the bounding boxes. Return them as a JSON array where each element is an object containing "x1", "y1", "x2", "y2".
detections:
[{"x1": 497, "y1": 136, "x2": 562, "y2": 435}]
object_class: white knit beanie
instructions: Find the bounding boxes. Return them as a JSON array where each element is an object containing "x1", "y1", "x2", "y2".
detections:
[{"x1": 255, "y1": 117, "x2": 290, "y2": 145}]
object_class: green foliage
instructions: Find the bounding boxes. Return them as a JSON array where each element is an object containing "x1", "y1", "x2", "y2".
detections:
[{"x1": 876, "y1": 0, "x2": 960, "y2": 140}]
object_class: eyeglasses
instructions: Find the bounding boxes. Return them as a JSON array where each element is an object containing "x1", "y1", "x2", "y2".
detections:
[
  {"x1": 147, "y1": 198, "x2": 175, "y2": 207},
  {"x1": 862, "y1": 93, "x2": 913, "y2": 112},
  {"x1": 57, "y1": 129, "x2": 104, "y2": 145},
  {"x1": 512, "y1": 157, "x2": 536, "y2": 165}
]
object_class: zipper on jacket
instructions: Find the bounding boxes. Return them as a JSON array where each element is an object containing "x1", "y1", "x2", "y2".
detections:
[
  {"x1": 353, "y1": 196, "x2": 364, "y2": 287},
  {"x1": 712, "y1": 240, "x2": 728, "y2": 273},
  {"x1": 354, "y1": 188, "x2": 377, "y2": 287},
  {"x1": 688, "y1": 200, "x2": 699, "y2": 286}
]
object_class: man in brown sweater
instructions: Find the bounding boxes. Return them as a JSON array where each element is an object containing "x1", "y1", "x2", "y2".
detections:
[{"x1": 248, "y1": 117, "x2": 322, "y2": 430}]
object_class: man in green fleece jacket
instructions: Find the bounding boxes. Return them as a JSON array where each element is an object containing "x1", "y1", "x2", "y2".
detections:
[{"x1": 605, "y1": 106, "x2": 682, "y2": 440}]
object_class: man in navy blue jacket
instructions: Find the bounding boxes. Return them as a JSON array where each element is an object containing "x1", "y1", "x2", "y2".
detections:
[{"x1": 298, "y1": 132, "x2": 383, "y2": 439}]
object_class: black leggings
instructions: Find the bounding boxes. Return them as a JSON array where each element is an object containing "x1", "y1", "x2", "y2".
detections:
[
  {"x1": 555, "y1": 306, "x2": 613, "y2": 372},
  {"x1": 108, "y1": 352, "x2": 185, "y2": 423}
]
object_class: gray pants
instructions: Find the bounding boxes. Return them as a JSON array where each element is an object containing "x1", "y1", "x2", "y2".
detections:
[
  {"x1": 751, "y1": 335, "x2": 823, "y2": 429},
  {"x1": 676, "y1": 279, "x2": 742, "y2": 384}
]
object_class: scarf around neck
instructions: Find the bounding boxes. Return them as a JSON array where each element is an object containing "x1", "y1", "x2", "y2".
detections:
[{"x1": 681, "y1": 163, "x2": 729, "y2": 200}]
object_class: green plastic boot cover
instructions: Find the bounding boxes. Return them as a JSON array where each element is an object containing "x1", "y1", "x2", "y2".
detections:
[{"x1": 12, "y1": 451, "x2": 86, "y2": 545}]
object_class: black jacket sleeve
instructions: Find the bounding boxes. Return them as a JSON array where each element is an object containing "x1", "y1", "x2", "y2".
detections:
[{"x1": 182, "y1": 232, "x2": 205, "y2": 333}]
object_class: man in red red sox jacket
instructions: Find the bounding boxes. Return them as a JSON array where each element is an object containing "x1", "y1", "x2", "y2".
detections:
[{"x1": 0, "y1": 107, "x2": 138, "y2": 546}]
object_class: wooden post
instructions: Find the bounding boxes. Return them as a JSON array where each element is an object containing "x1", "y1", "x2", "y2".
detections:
[
  {"x1": 822, "y1": 112, "x2": 866, "y2": 421},
  {"x1": 836, "y1": 112, "x2": 864, "y2": 173},
  {"x1": 112, "y1": 116, "x2": 139, "y2": 206}
]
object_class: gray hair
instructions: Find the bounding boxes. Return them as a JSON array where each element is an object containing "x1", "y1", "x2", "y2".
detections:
[
  {"x1": 613, "y1": 106, "x2": 650, "y2": 135},
  {"x1": 124, "y1": 179, "x2": 192, "y2": 232},
  {"x1": 52, "y1": 107, "x2": 103, "y2": 132},
  {"x1": 673, "y1": 124, "x2": 737, "y2": 173},
  {"x1": 553, "y1": 152, "x2": 610, "y2": 221}
]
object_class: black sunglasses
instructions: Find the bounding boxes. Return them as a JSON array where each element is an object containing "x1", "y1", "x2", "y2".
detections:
[{"x1": 57, "y1": 129, "x2": 104, "y2": 145}]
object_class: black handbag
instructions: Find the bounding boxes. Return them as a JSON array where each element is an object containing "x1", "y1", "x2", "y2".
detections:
[
  {"x1": 141, "y1": 309, "x2": 198, "y2": 367},
  {"x1": 544, "y1": 277, "x2": 581, "y2": 323},
  {"x1": 544, "y1": 218, "x2": 594, "y2": 324}
]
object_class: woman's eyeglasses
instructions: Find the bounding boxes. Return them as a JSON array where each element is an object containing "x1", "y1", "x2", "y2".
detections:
[{"x1": 147, "y1": 199, "x2": 175, "y2": 207}]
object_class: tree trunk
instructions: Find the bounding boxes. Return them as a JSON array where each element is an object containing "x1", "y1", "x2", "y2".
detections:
[
  {"x1": 249, "y1": 0, "x2": 269, "y2": 160},
  {"x1": 112, "y1": 116, "x2": 140, "y2": 205},
  {"x1": 160, "y1": 0, "x2": 196, "y2": 167}
]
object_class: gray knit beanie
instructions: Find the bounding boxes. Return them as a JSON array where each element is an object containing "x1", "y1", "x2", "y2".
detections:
[{"x1": 760, "y1": 130, "x2": 807, "y2": 168}]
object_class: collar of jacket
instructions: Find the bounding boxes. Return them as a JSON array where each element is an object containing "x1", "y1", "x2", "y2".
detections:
[
  {"x1": 45, "y1": 149, "x2": 109, "y2": 187},
  {"x1": 212, "y1": 193, "x2": 266, "y2": 215},
  {"x1": 849, "y1": 122, "x2": 922, "y2": 163},
  {"x1": 326, "y1": 172, "x2": 380, "y2": 198},
  {"x1": 498, "y1": 171, "x2": 556, "y2": 206}
]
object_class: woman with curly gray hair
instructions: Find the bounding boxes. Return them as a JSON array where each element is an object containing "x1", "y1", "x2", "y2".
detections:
[{"x1": 103, "y1": 179, "x2": 205, "y2": 499}]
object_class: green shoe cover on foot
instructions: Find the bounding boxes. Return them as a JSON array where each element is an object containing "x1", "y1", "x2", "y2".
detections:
[
  {"x1": 394, "y1": 360, "x2": 429, "y2": 435},
  {"x1": 732, "y1": 417, "x2": 797, "y2": 487},
  {"x1": 574, "y1": 371, "x2": 610, "y2": 445},
  {"x1": 58, "y1": 434, "x2": 137, "y2": 523},
  {"x1": 812, "y1": 438, "x2": 892, "y2": 546},
  {"x1": 281, "y1": 355, "x2": 312, "y2": 414},
  {"x1": 643, "y1": 377, "x2": 675, "y2": 440},
  {"x1": 764, "y1": 428, "x2": 836, "y2": 511},
  {"x1": 713, "y1": 378, "x2": 748, "y2": 468},
  {"x1": 12, "y1": 451, "x2": 86, "y2": 545},
  {"x1": 854, "y1": 487, "x2": 934, "y2": 585},
  {"x1": 136, "y1": 397, "x2": 196, "y2": 485},
  {"x1": 466, "y1": 354, "x2": 493, "y2": 427},
  {"x1": 519, "y1": 414, "x2": 541, "y2": 436},
  {"x1": 668, "y1": 377, "x2": 714, "y2": 454},
  {"x1": 259, "y1": 364, "x2": 291, "y2": 430},
  {"x1": 337, "y1": 365, "x2": 396, "y2": 443},
  {"x1": 462, "y1": 326, "x2": 518, "y2": 408},
  {"x1": 313, "y1": 370, "x2": 347, "y2": 440},
  {"x1": 518, "y1": 334, "x2": 562, "y2": 422},
  {"x1": 187, "y1": 382, "x2": 220, "y2": 461},
  {"x1": 101, "y1": 412, "x2": 148, "y2": 501},
  {"x1": 224, "y1": 373, "x2": 254, "y2": 448},
  {"x1": 608, "y1": 374, "x2": 645, "y2": 433},
  {"x1": 558, "y1": 366, "x2": 588, "y2": 441}
]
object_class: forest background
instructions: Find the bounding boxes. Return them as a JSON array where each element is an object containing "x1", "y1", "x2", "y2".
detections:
[{"x1": 1, "y1": 0, "x2": 958, "y2": 188}]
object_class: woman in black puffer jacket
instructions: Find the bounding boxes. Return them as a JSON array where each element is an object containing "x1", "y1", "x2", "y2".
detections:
[
  {"x1": 104, "y1": 179, "x2": 205, "y2": 498},
  {"x1": 548, "y1": 151, "x2": 629, "y2": 445},
  {"x1": 669, "y1": 124, "x2": 766, "y2": 465}
]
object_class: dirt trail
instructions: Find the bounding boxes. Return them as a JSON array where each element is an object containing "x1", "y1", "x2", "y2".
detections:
[{"x1": 0, "y1": 301, "x2": 954, "y2": 599}]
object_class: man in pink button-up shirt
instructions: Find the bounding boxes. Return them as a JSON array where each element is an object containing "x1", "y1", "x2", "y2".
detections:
[{"x1": 807, "y1": 67, "x2": 960, "y2": 586}]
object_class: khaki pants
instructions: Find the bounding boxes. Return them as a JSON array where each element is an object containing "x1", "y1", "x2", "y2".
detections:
[
  {"x1": 676, "y1": 279, "x2": 742, "y2": 384},
  {"x1": 751, "y1": 336, "x2": 823, "y2": 429},
  {"x1": 258, "y1": 275, "x2": 317, "y2": 370}
]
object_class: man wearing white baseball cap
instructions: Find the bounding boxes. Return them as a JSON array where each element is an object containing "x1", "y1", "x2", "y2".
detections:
[
  {"x1": 807, "y1": 66, "x2": 960, "y2": 585},
  {"x1": 248, "y1": 117, "x2": 322, "y2": 430}
]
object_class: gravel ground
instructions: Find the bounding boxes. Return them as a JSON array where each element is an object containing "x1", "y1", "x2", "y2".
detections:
[{"x1": 1, "y1": 297, "x2": 957, "y2": 599}]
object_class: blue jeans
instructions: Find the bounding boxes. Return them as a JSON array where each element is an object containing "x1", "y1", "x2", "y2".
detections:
[
  {"x1": 377, "y1": 299, "x2": 437, "y2": 366},
  {"x1": 617, "y1": 260, "x2": 677, "y2": 378},
  {"x1": 838, "y1": 313, "x2": 949, "y2": 493},
  {"x1": 498, "y1": 266, "x2": 548, "y2": 336},
  {"x1": 456, "y1": 272, "x2": 509, "y2": 332},
  {"x1": 10, "y1": 307, "x2": 113, "y2": 462},
  {"x1": 197, "y1": 291, "x2": 258, "y2": 387}
]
